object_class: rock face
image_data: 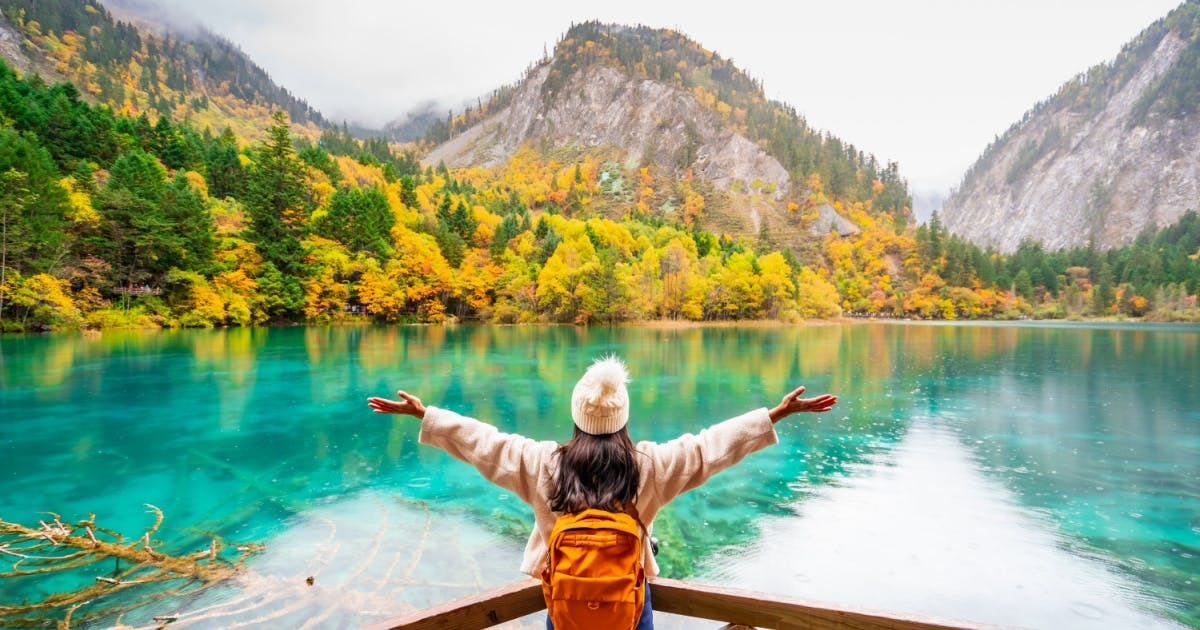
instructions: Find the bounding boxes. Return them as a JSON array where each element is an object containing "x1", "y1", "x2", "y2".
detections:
[
  {"x1": 423, "y1": 63, "x2": 791, "y2": 201},
  {"x1": 0, "y1": 18, "x2": 30, "y2": 72},
  {"x1": 942, "y1": 17, "x2": 1200, "y2": 252},
  {"x1": 814, "y1": 203, "x2": 860, "y2": 237},
  {"x1": 0, "y1": 14, "x2": 63, "y2": 80}
]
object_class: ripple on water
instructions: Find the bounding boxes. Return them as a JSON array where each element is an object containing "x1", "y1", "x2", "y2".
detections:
[{"x1": 1071, "y1": 602, "x2": 1105, "y2": 620}]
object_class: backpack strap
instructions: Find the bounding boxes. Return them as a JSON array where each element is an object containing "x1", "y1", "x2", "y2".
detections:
[
  {"x1": 627, "y1": 502, "x2": 645, "y2": 531},
  {"x1": 624, "y1": 502, "x2": 650, "y2": 544},
  {"x1": 624, "y1": 502, "x2": 660, "y2": 557}
]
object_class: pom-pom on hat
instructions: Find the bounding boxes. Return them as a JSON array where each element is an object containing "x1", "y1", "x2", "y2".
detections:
[{"x1": 571, "y1": 355, "x2": 630, "y2": 435}]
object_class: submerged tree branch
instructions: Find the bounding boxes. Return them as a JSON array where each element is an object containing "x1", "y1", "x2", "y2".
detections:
[{"x1": 0, "y1": 505, "x2": 261, "y2": 628}]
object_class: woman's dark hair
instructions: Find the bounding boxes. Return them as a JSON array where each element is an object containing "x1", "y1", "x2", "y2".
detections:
[{"x1": 549, "y1": 426, "x2": 640, "y2": 514}]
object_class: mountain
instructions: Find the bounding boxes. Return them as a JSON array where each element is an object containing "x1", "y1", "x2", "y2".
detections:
[
  {"x1": 423, "y1": 22, "x2": 905, "y2": 243},
  {"x1": 941, "y1": 1, "x2": 1200, "y2": 252},
  {"x1": 378, "y1": 101, "x2": 442, "y2": 143},
  {"x1": 0, "y1": 0, "x2": 326, "y2": 140}
]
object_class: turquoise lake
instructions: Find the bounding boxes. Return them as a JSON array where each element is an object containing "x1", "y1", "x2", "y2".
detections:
[{"x1": 1, "y1": 322, "x2": 1198, "y2": 628}]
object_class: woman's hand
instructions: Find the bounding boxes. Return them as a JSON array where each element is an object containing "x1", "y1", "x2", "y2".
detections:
[
  {"x1": 367, "y1": 390, "x2": 427, "y2": 419},
  {"x1": 768, "y1": 386, "x2": 837, "y2": 423}
]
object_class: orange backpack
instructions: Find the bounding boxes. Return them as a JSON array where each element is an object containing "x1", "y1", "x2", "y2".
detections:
[{"x1": 540, "y1": 508, "x2": 646, "y2": 630}]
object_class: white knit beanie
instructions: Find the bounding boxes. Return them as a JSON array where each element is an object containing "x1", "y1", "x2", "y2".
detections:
[{"x1": 571, "y1": 355, "x2": 630, "y2": 435}]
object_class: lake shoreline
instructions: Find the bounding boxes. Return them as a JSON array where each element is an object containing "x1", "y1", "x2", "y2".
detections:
[{"x1": 7, "y1": 314, "x2": 1200, "y2": 337}]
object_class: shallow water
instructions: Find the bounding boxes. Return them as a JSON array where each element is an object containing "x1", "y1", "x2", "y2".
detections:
[{"x1": 0, "y1": 322, "x2": 1197, "y2": 628}]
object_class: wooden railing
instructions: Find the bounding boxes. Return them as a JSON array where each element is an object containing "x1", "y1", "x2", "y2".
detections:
[{"x1": 363, "y1": 578, "x2": 998, "y2": 630}]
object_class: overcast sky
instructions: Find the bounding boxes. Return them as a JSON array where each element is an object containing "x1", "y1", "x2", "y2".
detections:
[{"x1": 113, "y1": 0, "x2": 1182, "y2": 195}]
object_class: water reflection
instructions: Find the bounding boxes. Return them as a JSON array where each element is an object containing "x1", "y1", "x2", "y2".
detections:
[
  {"x1": 705, "y1": 420, "x2": 1188, "y2": 629},
  {"x1": 914, "y1": 324, "x2": 1200, "y2": 625}
]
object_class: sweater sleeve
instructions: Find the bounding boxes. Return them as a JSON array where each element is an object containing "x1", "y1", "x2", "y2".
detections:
[
  {"x1": 640, "y1": 407, "x2": 778, "y2": 504},
  {"x1": 418, "y1": 406, "x2": 554, "y2": 505}
]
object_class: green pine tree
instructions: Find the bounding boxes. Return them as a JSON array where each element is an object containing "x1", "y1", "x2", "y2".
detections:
[{"x1": 245, "y1": 111, "x2": 310, "y2": 281}]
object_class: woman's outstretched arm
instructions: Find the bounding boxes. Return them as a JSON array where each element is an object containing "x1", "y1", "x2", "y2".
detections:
[
  {"x1": 366, "y1": 390, "x2": 553, "y2": 502},
  {"x1": 367, "y1": 390, "x2": 427, "y2": 419},
  {"x1": 641, "y1": 385, "x2": 838, "y2": 502},
  {"x1": 768, "y1": 386, "x2": 838, "y2": 423}
]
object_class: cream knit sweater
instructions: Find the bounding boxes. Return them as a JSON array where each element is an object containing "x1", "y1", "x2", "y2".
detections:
[{"x1": 418, "y1": 405, "x2": 779, "y2": 578}]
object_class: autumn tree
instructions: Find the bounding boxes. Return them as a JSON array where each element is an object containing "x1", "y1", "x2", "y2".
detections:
[{"x1": 795, "y1": 267, "x2": 842, "y2": 319}]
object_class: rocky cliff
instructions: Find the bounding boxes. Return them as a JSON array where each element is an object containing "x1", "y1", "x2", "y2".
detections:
[
  {"x1": 424, "y1": 63, "x2": 791, "y2": 201},
  {"x1": 941, "y1": 2, "x2": 1200, "y2": 252},
  {"x1": 421, "y1": 22, "x2": 907, "y2": 243}
]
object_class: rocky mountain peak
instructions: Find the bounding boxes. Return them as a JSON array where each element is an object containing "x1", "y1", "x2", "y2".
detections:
[
  {"x1": 423, "y1": 62, "x2": 790, "y2": 202},
  {"x1": 941, "y1": 3, "x2": 1200, "y2": 252}
]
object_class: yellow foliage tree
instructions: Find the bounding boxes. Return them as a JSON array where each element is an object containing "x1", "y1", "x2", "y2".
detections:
[
  {"x1": 453, "y1": 248, "x2": 504, "y2": 318},
  {"x1": 6, "y1": 273, "x2": 83, "y2": 329},
  {"x1": 795, "y1": 267, "x2": 842, "y2": 319},
  {"x1": 758, "y1": 252, "x2": 797, "y2": 320},
  {"x1": 58, "y1": 176, "x2": 100, "y2": 225},
  {"x1": 624, "y1": 246, "x2": 663, "y2": 320},
  {"x1": 658, "y1": 237, "x2": 699, "y2": 320},
  {"x1": 213, "y1": 269, "x2": 259, "y2": 325},
  {"x1": 492, "y1": 248, "x2": 540, "y2": 323},
  {"x1": 706, "y1": 252, "x2": 763, "y2": 319},
  {"x1": 302, "y1": 236, "x2": 362, "y2": 322},
  {"x1": 167, "y1": 270, "x2": 228, "y2": 328},
  {"x1": 336, "y1": 155, "x2": 388, "y2": 189},
  {"x1": 356, "y1": 259, "x2": 406, "y2": 322},
  {"x1": 356, "y1": 226, "x2": 452, "y2": 322},
  {"x1": 681, "y1": 189, "x2": 705, "y2": 226}
]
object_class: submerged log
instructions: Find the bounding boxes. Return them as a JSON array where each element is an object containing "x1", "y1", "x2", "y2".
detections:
[{"x1": 0, "y1": 505, "x2": 259, "y2": 628}]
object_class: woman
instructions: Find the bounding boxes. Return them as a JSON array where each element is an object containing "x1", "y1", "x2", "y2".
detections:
[{"x1": 367, "y1": 355, "x2": 838, "y2": 629}]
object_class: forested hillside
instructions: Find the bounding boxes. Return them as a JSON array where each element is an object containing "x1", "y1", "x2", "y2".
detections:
[
  {"x1": 2, "y1": 59, "x2": 1197, "y2": 333},
  {"x1": 0, "y1": 57, "x2": 855, "y2": 331},
  {"x1": 0, "y1": 0, "x2": 325, "y2": 140}
]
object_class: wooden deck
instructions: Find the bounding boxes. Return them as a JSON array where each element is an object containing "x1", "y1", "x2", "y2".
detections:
[{"x1": 364, "y1": 577, "x2": 999, "y2": 630}]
